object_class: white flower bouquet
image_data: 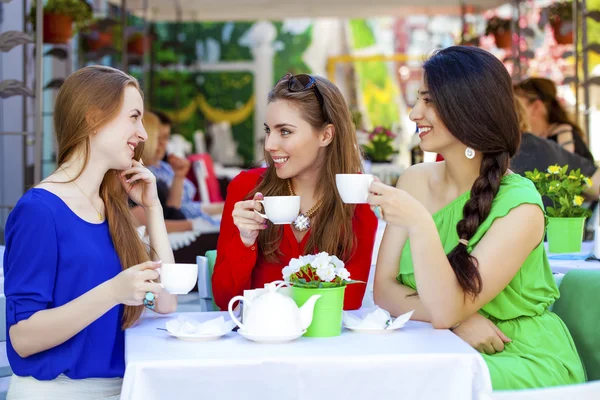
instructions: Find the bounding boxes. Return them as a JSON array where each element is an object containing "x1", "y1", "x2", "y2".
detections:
[{"x1": 282, "y1": 252, "x2": 359, "y2": 288}]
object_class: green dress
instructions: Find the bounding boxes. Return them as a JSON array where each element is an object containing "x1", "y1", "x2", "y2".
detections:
[{"x1": 397, "y1": 174, "x2": 586, "y2": 390}]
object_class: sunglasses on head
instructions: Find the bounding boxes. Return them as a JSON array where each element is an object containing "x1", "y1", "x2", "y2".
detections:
[{"x1": 286, "y1": 74, "x2": 328, "y2": 122}]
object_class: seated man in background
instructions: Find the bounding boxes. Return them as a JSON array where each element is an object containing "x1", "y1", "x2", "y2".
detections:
[{"x1": 151, "y1": 110, "x2": 224, "y2": 219}]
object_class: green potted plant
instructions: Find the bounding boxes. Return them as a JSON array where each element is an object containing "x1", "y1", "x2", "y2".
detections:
[
  {"x1": 283, "y1": 253, "x2": 361, "y2": 337},
  {"x1": 525, "y1": 165, "x2": 593, "y2": 253},
  {"x1": 485, "y1": 16, "x2": 512, "y2": 49},
  {"x1": 545, "y1": 1, "x2": 574, "y2": 45},
  {"x1": 29, "y1": 0, "x2": 93, "y2": 45},
  {"x1": 361, "y1": 126, "x2": 398, "y2": 163}
]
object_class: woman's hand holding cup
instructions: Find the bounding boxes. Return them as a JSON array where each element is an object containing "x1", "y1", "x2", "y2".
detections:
[
  {"x1": 232, "y1": 192, "x2": 267, "y2": 247},
  {"x1": 108, "y1": 260, "x2": 164, "y2": 306}
]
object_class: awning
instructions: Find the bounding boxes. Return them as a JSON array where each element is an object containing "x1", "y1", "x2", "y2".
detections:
[{"x1": 108, "y1": 0, "x2": 509, "y2": 22}]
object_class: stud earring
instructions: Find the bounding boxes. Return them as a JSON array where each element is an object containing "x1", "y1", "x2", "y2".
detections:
[{"x1": 465, "y1": 147, "x2": 475, "y2": 159}]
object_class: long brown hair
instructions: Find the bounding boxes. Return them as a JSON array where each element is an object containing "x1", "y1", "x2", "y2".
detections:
[
  {"x1": 254, "y1": 73, "x2": 362, "y2": 262},
  {"x1": 54, "y1": 65, "x2": 149, "y2": 329},
  {"x1": 141, "y1": 111, "x2": 161, "y2": 165},
  {"x1": 423, "y1": 47, "x2": 521, "y2": 298},
  {"x1": 514, "y1": 77, "x2": 586, "y2": 141}
]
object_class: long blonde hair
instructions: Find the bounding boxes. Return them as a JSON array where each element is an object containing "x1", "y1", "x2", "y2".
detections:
[
  {"x1": 54, "y1": 65, "x2": 149, "y2": 329},
  {"x1": 254, "y1": 73, "x2": 362, "y2": 262},
  {"x1": 141, "y1": 111, "x2": 161, "y2": 165}
]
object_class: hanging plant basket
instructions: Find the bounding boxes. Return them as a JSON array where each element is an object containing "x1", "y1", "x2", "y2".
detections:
[
  {"x1": 551, "y1": 20, "x2": 574, "y2": 45},
  {"x1": 86, "y1": 31, "x2": 113, "y2": 52},
  {"x1": 42, "y1": 14, "x2": 73, "y2": 44},
  {"x1": 127, "y1": 35, "x2": 147, "y2": 56},
  {"x1": 494, "y1": 31, "x2": 512, "y2": 49}
]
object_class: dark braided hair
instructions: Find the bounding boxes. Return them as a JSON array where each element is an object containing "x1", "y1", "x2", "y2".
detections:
[{"x1": 423, "y1": 47, "x2": 520, "y2": 298}]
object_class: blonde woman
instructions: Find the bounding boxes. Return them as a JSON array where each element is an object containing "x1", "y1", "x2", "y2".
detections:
[{"x1": 3, "y1": 66, "x2": 176, "y2": 399}]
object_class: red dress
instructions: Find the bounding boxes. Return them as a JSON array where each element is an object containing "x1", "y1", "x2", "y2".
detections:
[{"x1": 212, "y1": 168, "x2": 378, "y2": 311}]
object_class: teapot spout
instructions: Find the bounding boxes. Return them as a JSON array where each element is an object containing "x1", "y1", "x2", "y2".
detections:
[{"x1": 299, "y1": 295, "x2": 322, "y2": 330}]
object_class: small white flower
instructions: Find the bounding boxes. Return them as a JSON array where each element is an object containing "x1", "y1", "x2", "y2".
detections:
[
  {"x1": 311, "y1": 252, "x2": 332, "y2": 270},
  {"x1": 330, "y1": 255, "x2": 344, "y2": 270},
  {"x1": 316, "y1": 264, "x2": 336, "y2": 282},
  {"x1": 299, "y1": 254, "x2": 316, "y2": 265},
  {"x1": 282, "y1": 265, "x2": 295, "y2": 282},
  {"x1": 288, "y1": 258, "x2": 304, "y2": 273},
  {"x1": 336, "y1": 267, "x2": 351, "y2": 281}
]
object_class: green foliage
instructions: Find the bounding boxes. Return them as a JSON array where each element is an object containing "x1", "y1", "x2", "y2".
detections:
[
  {"x1": 525, "y1": 165, "x2": 593, "y2": 218},
  {"x1": 349, "y1": 20, "x2": 377, "y2": 49},
  {"x1": 29, "y1": 0, "x2": 93, "y2": 31},
  {"x1": 272, "y1": 22, "x2": 313, "y2": 83}
]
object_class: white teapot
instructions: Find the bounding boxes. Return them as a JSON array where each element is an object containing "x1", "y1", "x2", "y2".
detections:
[{"x1": 228, "y1": 281, "x2": 321, "y2": 337}]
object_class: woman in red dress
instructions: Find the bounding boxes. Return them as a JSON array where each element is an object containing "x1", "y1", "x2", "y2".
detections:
[{"x1": 212, "y1": 74, "x2": 378, "y2": 310}]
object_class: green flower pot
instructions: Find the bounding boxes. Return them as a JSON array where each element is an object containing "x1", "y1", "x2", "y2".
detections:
[
  {"x1": 546, "y1": 217, "x2": 585, "y2": 253},
  {"x1": 292, "y1": 286, "x2": 345, "y2": 337}
]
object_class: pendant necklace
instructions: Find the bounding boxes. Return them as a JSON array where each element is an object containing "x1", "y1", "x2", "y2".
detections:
[{"x1": 287, "y1": 179, "x2": 322, "y2": 232}]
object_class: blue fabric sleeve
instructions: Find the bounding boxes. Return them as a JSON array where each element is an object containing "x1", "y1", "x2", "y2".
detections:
[{"x1": 4, "y1": 194, "x2": 58, "y2": 326}]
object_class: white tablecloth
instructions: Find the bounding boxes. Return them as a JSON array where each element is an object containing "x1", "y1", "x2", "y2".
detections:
[
  {"x1": 547, "y1": 241, "x2": 600, "y2": 274},
  {"x1": 122, "y1": 312, "x2": 492, "y2": 400}
]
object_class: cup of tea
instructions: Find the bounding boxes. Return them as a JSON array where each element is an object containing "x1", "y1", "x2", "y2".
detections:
[
  {"x1": 159, "y1": 263, "x2": 198, "y2": 295},
  {"x1": 336, "y1": 174, "x2": 374, "y2": 204},
  {"x1": 254, "y1": 196, "x2": 300, "y2": 225}
]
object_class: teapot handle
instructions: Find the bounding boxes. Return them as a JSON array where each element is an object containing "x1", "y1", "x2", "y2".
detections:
[{"x1": 228, "y1": 295, "x2": 247, "y2": 331}]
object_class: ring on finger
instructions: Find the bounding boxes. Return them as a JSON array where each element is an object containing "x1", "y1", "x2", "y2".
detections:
[{"x1": 143, "y1": 291, "x2": 156, "y2": 310}]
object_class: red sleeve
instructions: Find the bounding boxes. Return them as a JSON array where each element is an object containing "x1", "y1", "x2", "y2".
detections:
[
  {"x1": 342, "y1": 204, "x2": 378, "y2": 310},
  {"x1": 212, "y1": 169, "x2": 263, "y2": 310}
]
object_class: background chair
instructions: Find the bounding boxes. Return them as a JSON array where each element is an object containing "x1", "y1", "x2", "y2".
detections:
[
  {"x1": 196, "y1": 250, "x2": 218, "y2": 311},
  {"x1": 552, "y1": 269, "x2": 600, "y2": 382}
]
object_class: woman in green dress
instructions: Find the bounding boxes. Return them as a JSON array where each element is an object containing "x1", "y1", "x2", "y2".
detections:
[{"x1": 368, "y1": 46, "x2": 585, "y2": 390}]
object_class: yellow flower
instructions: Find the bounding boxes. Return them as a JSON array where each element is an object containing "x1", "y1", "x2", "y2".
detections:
[
  {"x1": 568, "y1": 175, "x2": 577, "y2": 180},
  {"x1": 573, "y1": 196, "x2": 584, "y2": 207},
  {"x1": 584, "y1": 177, "x2": 593, "y2": 188},
  {"x1": 547, "y1": 165, "x2": 561, "y2": 174}
]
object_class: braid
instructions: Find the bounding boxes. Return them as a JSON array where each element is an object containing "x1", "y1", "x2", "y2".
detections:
[{"x1": 447, "y1": 151, "x2": 510, "y2": 298}]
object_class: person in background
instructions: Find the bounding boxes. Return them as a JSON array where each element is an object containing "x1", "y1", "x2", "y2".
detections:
[
  {"x1": 148, "y1": 111, "x2": 224, "y2": 219},
  {"x1": 212, "y1": 73, "x2": 378, "y2": 310},
  {"x1": 511, "y1": 96, "x2": 600, "y2": 199},
  {"x1": 3, "y1": 66, "x2": 176, "y2": 399},
  {"x1": 371, "y1": 47, "x2": 584, "y2": 390},
  {"x1": 514, "y1": 77, "x2": 594, "y2": 162},
  {"x1": 129, "y1": 111, "x2": 216, "y2": 233}
]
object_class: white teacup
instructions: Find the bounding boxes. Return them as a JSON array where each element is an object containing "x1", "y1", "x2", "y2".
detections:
[
  {"x1": 336, "y1": 174, "x2": 374, "y2": 204},
  {"x1": 254, "y1": 196, "x2": 300, "y2": 225},
  {"x1": 159, "y1": 263, "x2": 198, "y2": 295}
]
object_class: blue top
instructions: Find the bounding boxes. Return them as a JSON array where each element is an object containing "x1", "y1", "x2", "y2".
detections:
[{"x1": 3, "y1": 188, "x2": 125, "y2": 380}]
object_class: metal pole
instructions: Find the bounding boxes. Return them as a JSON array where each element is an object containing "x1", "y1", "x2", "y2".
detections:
[
  {"x1": 122, "y1": 0, "x2": 128, "y2": 72},
  {"x1": 574, "y1": 0, "x2": 580, "y2": 122},
  {"x1": 33, "y1": 0, "x2": 44, "y2": 184},
  {"x1": 582, "y1": 0, "x2": 590, "y2": 141},
  {"x1": 22, "y1": 0, "x2": 28, "y2": 189},
  {"x1": 460, "y1": 1, "x2": 466, "y2": 44},
  {"x1": 143, "y1": 0, "x2": 150, "y2": 99}
]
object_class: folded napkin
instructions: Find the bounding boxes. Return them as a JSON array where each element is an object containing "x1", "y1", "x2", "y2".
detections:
[
  {"x1": 343, "y1": 307, "x2": 414, "y2": 331},
  {"x1": 166, "y1": 315, "x2": 235, "y2": 336}
]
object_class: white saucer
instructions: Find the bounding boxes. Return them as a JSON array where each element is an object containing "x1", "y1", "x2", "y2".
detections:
[
  {"x1": 238, "y1": 329, "x2": 306, "y2": 343},
  {"x1": 166, "y1": 331, "x2": 230, "y2": 341}
]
